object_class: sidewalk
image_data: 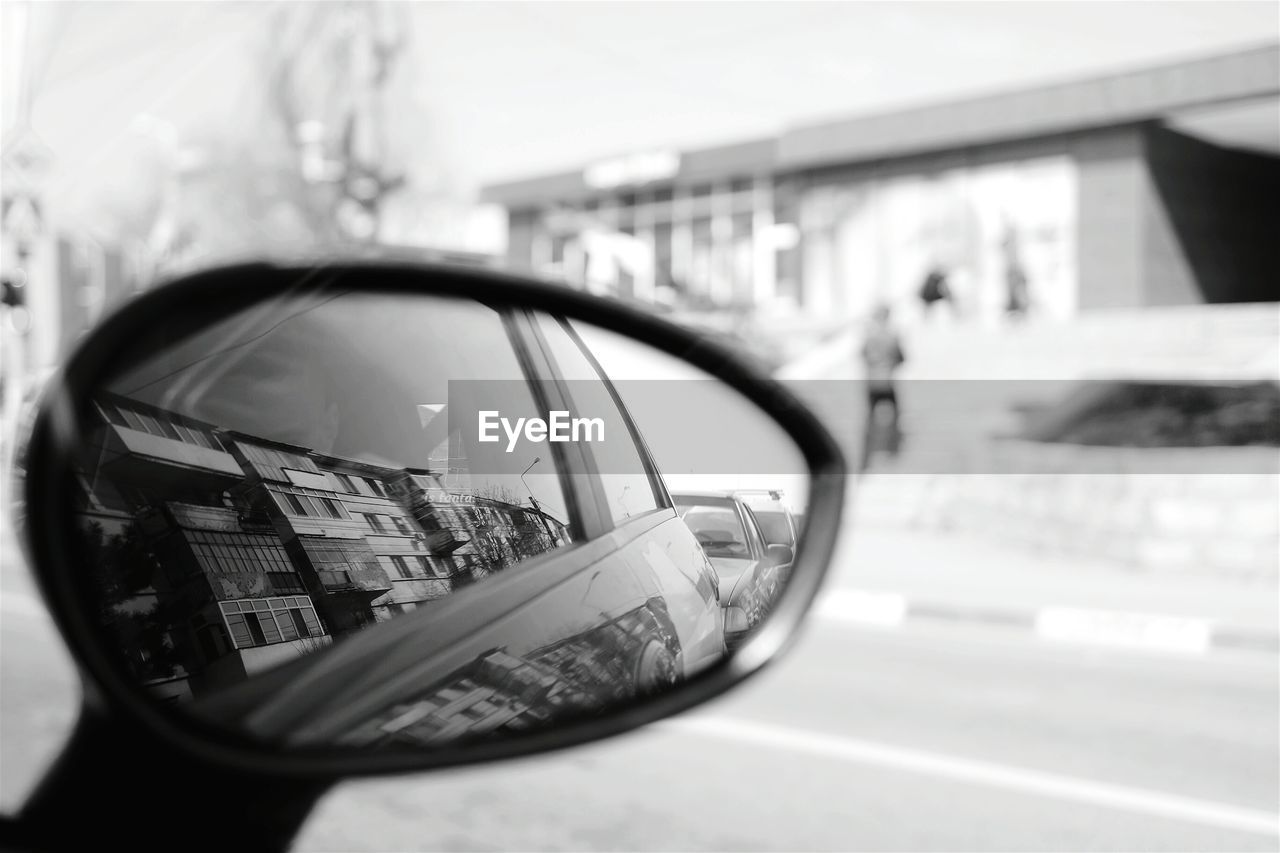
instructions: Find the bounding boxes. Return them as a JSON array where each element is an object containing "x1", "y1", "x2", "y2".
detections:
[{"x1": 828, "y1": 509, "x2": 1280, "y2": 654}]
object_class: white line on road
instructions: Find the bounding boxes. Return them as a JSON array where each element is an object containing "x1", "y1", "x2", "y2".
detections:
[{"x1": 666, "y1": 716, "x2": 1280, "y2": 839}]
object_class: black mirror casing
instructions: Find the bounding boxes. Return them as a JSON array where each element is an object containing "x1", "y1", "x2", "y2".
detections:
[{"x1": 16, "y1": 260, "x2": 846, "y2": 785}]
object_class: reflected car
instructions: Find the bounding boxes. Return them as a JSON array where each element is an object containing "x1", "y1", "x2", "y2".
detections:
[
  {"x1": 733, "y1": 489, "x2": 799, "y2": 586},
  {"x1": 672, "y1": 491, "x2": 793, "y2": 648}
]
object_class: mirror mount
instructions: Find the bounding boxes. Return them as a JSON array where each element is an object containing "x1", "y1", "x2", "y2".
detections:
[{"x1": 15, "y1": 706, "x2": 333, "y2": 853}]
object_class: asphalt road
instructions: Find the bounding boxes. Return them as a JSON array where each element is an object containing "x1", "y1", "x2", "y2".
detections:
[{"x1": 3, "y1": 533, "x2": 1276, "y2": 851}]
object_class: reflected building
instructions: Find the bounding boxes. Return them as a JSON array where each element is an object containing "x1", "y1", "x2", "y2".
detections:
[
  {"x1": 80, "y1": 394, "x2": 322, "y2": 700},
  {"x1": 387, "y1": 469, "x2": 571, "y2": 588},
  {"x1": 333, "y1": 598, "x2": 679, "y2": 749},
  {"x1": 75, "y1": 392, "x2": 571, "y2": 700},
  {"x1": 222, "y1": 440, "x2": 399, "y2": 635}
]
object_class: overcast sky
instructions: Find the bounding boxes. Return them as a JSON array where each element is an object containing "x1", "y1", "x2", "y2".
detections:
[{"x1": 3, "y1": 1, "x2": 1276, "y2": 225}]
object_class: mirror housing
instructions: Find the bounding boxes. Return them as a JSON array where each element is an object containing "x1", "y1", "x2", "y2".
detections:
[{"x1": 16, "y1": 260, "x2": 846, "y2": 779}]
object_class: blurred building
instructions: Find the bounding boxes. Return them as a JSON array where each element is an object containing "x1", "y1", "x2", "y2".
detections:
[
  {"x1": 2, "y1": 229, "x2": 146, "y2": 387},
  {"x1": 483, "y1": 44, "x2": 1279, "y2": 325}
]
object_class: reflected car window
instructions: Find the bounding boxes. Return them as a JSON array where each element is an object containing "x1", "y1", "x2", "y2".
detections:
[
  {"x1": 675, "y1": 501, "x2": 750, "y2": 559},
  {"x1": 532, "y1": 313, "x2": 662, "y2": 524},
  {"x1": 749, "y1": 510, "x2": 792, "y2": 545}
]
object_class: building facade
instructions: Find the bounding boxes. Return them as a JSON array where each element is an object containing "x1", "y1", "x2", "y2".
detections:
[
  {"x1": 483, "y1": 44, "x2": 1280, "y2": 326},
  {"x1": 77, "y1": 391, "x2": 569, "y2": 700}
]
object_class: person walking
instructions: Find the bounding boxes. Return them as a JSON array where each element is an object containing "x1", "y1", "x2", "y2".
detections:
[
  {"x1": 1002, "y1": 226, "x2": 1030, "y2": 319},
  {"x1": 859, "y1": 303, "x2": 906, "y2": 471},
  {"x1": 918, "y1": 265, "x2": 952, "y2": 319}
]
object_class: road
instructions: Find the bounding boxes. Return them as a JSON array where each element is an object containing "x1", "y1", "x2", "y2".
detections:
[{"x1": 3, "y1": 523, "x2": 1276, "y2": 851}]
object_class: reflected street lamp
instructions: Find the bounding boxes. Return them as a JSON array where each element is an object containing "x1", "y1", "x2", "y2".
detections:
[{"x1": 520, "y1": 456, "x2": 558, "y2": 546}]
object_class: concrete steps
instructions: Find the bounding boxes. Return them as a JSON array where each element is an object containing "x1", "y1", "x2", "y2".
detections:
[{"x1": 779, "y1": 303, "x2": 1280, "y2": 474}]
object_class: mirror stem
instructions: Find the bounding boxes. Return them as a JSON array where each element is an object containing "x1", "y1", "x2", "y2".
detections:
[{"x1": 16, "y1": 702, "x2": 334, "y2": 852}]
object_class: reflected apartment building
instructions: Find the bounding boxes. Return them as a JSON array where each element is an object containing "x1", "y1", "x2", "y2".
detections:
[
  {"x1": 76, "y1": 392, "x2": 569, "y2": 701},
  {"x1": 484, "y1": 45, "x2": 1279, "y2": 325}
]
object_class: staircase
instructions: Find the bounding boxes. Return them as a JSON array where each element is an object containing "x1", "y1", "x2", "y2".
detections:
[{"x1": 780, "y1": 303, "x2": 1280, "y2": 473}]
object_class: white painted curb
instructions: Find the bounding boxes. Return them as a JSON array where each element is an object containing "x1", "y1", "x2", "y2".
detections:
[{"x1": 814, "y1": 589, "x2": 1264, "y2": 656}]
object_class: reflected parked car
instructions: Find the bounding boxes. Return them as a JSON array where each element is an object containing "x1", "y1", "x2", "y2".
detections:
[
  {"x1": 672, "y1": 491, "x2": 793, "y2": 648},
  {"x1": 734, "y1": 489, "x2": 799, "y2": 586}
]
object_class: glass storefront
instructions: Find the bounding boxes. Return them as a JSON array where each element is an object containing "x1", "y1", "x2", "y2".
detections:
[
  {"x1": 799, "y1": 155, "x2": 1078, "y2": 326},
  {"x1": 530, "y1": 179, "x2": 779, "y2": 313}
]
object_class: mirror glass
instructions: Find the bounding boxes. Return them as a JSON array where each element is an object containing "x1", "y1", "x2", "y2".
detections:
[{"x1": 68, "y1": 287, "x2": 809, "y2": 751}]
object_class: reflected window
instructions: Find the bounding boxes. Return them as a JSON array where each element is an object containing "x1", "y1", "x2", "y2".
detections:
[
  {"x1": 243, "y1": 613, "x2": 268, "y2": 645},
  {"x1": 389, "y1": 555, "x2": 412, "y2": 579},
  {"x1": 674, "y1": 496, "x2": 750, "y2": 559},
  {"x1": 532, "y1": 314, "x2": 662, "y2": 524}
]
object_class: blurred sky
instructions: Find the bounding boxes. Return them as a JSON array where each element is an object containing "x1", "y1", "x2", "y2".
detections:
[{"x1": 3, "y1": 1, "x2": 1277, "y2": 227}]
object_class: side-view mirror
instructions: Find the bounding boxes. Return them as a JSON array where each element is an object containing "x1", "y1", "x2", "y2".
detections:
[
  {"x1": 765, "y1": 543, "x2": 795, "y2": 567},
  {"x1": 10, "y1": 261, "x2": 844, "y2": 849}
]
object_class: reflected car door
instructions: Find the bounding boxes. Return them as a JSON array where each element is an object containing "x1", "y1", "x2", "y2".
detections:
[
  {"x1": 524, "y1": 313, "x2": 725, "y2": 676},
  {"x1": 741, "y1": 504, "x2": 783, "y2": 595}
]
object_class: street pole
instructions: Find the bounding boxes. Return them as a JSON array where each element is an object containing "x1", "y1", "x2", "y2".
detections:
[{"x1": 1, "y1": 2, "x2": 48, "y2": 506}]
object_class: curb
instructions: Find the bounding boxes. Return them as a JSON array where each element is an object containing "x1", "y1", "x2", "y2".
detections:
[{"x1": 815, "y1": 589, "x2": 1280, "y2": 656}]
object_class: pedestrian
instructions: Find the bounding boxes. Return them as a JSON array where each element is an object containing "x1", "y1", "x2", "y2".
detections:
[
  {"x1": 918, "y1": 265, "x2": 951, "y2": 318},
  {"x1": 1006, "y1": 259, "x2": 1029, "y2": 319},
  {"x1": 859, "y1": 302, "x2": 905, "y2": 470},
  {"x1": 1002, "y1": 227, "x2": 1030, "y2": 319}
]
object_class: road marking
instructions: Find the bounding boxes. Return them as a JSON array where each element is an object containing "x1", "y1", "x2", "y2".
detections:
[
  {"x1": 815, "y1": 589, "x2": 907, "y2": 626},
  {"x1": 1035, "y1": 606, "x2": 1212, "y2": 656},
  {"x1": 666, "y1": 716, "x2": 1280, "y2": 838}
]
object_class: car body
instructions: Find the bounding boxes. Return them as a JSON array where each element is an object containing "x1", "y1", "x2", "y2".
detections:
[
  {"x1": 62, "y1": 291, "x2": 727, "y2": 745},
  {"x1": 671, "y1": 490, "x2": 790, "y2": 648}
]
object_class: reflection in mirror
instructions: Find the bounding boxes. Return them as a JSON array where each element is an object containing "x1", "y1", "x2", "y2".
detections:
[{"x1": 69, "y1": 288, "x2": 808, "y2": 750}]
